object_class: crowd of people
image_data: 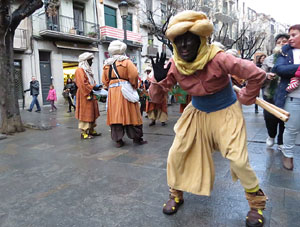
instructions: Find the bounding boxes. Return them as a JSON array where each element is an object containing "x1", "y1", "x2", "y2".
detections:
[{"x1": 23, "y1": 9, "x2": 300, "y2": 226}]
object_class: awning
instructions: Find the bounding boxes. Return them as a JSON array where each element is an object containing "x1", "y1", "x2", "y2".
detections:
[{"x1": 55, "y1": 41, "x2": 98, "y2": 52}]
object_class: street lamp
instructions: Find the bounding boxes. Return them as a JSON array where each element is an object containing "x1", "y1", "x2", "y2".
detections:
[{"x1": 118, "y1": 0, "x2": 129, "y2": 45}]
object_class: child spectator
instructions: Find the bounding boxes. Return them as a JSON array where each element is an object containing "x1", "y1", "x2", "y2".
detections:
[
  {"x1": 286, "y1": 76, "x2": 300, "y2": 92},
  {"x1": 47, "y1": 84, "x2": 57, "y2": 112}
]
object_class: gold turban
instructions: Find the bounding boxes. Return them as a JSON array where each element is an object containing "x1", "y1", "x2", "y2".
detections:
[
  {"x1": 166, "y1": 10, "x2": 222, "y2": 75},
  {"x1": 166, "y1": 11, "x2": 213, "y2": 42}
]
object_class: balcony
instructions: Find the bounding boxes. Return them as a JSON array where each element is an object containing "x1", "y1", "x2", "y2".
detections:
[
  {"x1": 13, "y1": 28, "x2": 28, "y2": 51},
  {"x1": 100, "y1": 26, "x2": 143, "y2": 48},
  {"x1": 214, "y1": 11, "x2": 236, "y2": 24},
  {"x1": 38, "y1": 14, "x2": 99, "y2": 43},
  {"x1": 199, "y1": 5, "x2": 212, "y2": 14},
  {"x1": 198, "y1": 1, "x2": 213, "y2": 14}
]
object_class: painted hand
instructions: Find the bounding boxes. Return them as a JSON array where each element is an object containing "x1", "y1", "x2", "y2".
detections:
[{"x1": 150, "y1": 52, "x2": 172, "y2": 82}]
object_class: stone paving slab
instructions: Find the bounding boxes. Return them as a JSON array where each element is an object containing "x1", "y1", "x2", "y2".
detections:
[{"x1": 0, "y1": 103, "x2": 300, "y2": 227}]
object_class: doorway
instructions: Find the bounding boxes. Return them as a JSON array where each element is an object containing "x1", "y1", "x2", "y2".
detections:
[
  {"x1": 14, "y1": 60, "x2": 24, "y2": 108},
  {"x1": 39, "y1": 51, "x2": 52, "y2": 105}
]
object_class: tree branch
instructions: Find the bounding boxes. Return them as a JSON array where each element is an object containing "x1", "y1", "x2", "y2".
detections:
[
  {"x1": 10, "y1": 0, "x2": 43, "y2": 32},
  {"x1": 0, "y1": 0, "x2": 10, "y2": 32}
]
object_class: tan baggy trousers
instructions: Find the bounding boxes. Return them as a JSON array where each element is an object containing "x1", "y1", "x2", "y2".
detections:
[{"x1": 167, "y1": 101, "x2": 259, "y2": 196}]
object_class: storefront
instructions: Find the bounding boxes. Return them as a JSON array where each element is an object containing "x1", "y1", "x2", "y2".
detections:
[{"x1": 63, "y1": 62, "x2": 78, "y2": 84}]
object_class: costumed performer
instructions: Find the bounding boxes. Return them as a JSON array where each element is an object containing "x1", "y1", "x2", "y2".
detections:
[
  {"x1": 149, "y1": 10, "x2": 267, "y2": 227},
  {"x1": 146, "y1": 64, "x2": 168, "y2": 126},
  {"x1": 102, "y1": 40, "x2": 147, "y2": 148},
  {"x1": 75, "y1": 52, "x2": 101, "y2": 139}
]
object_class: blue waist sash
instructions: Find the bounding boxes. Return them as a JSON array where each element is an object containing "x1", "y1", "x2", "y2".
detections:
[{"x1": 192, "y1": 82, "x2": 237, "y2": 113}]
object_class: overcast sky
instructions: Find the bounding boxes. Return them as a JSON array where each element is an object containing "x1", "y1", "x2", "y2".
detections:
[{"x1": 244, "y1": 0, "x2": 299, "y2": 25}]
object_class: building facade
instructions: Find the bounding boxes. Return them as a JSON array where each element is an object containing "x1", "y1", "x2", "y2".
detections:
[
  {"x1": 18, "y1": 0, "x2": 100, "y2": 107},
  {"x1": 14, "y1": 0, "x2": 289, "y2": 108},
  {"x1": 97, "y1": 0, "x2": 143, "y2": 74}
]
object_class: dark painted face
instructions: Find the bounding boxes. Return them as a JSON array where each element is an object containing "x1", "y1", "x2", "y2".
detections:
[
  {"x1": 87, "y1": 58, "x2": 93, "y2": 66},
  {"x1": 174, "y1": 32, "x2": 201, "y2": 62}
]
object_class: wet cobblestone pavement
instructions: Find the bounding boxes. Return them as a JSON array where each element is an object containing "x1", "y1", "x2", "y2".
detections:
[{"x1": 0, "y1": 103, "x2": 300, "y2": 227}]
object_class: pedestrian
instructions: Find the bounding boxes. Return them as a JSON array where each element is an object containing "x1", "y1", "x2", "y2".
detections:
[
  {"x1": 261, "y1": 33, "x2": 289, "y2": 151},
  {"x1": 24, "y1": 76, "x2": 41, "y2": 113},
  {"x1": 75, "y1": 52, "x2": 101, "y2": 139},
  {"x1": 272, "y1": 24, "x2": 300, "y2": 170},
  {"x1": 137, "y1": 77, "x2": 149, "y2": 117},
  {"x1": 254, "y1": 54, "x2": 266, "y2": 114},
  {"x1": 145, "y1": 66, "x2": 168, "y2": 126},
  {"x1": 149, "y1": 11, "x2": 267, "y2": 227},
  {"x1": 102, "y1": 40, "x2": 147, "y2": 148},
  {"x1": 73, "y1": 78, "x2": 78, "y2": 106},
  {"x1": 46, "y1": 84, "x2": 57, "y2": 112},
  {"x1": 63, "y1": 78, "x2": 76, "y2": 113}
]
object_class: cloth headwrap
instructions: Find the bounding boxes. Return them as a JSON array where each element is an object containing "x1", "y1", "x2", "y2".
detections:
[
  {"x1": 104, "y1": 40, "x2": 129, "y2": 65},
  {"x1": 78, "y1": 52, "x2": 95, "y2": 85},
  {"x1": 166, "y1": 10, "x2": 222, "y2": 75}
]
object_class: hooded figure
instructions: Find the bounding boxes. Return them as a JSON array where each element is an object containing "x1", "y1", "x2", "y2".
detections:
[
  {"x1": 75, "y1": 52, "x2": 101, "y2": 139},
  {"x1": 102, "y1": 40, "x2": 147, "y2": 147},
  {"x1": 149, "y1": 10, "x2": 267, "y2": 227}
]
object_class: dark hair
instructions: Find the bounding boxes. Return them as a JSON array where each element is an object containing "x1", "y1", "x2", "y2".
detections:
[
  {"x1": 258, "y1": 54, "x2": 266, "y2": 62},
  {"x1": 275, "y1": 33, "x2": 289, "y2": 42},
  {"x1": 288, "y1": 24, "x2": 300, "y2": 32}
]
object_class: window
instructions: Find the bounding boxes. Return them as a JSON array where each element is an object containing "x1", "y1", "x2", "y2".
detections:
[
  {"x1": 223, "y1": 0, "x2": 228, "y2": 14},
  {"x1": 161, "y1": 3, "x2": 166, "y2": 23},
  {"x1": 147, "y1": 0, "x2": 153, "y2": 12},
  {"x1": 46, "y1": 4, "x2": 60, "y2": 31},
  {"x1": 104, "y1": 5, "x2": 117, "y2": 28},
  {"x1": 126, "y1": 13, "x2": 133, "y2": 31},
  {"x1": 73, "y1": 3, "x2": 84, "y2": 35},
  {"x1": 203, "y1": 0, "x2": 209, "y2": 5}
]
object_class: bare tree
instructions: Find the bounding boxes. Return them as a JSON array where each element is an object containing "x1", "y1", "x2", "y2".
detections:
[
  {"x1": 0, "y1": 0, "x2": 43, "y2": 134},
  {"x1": 213, "y1": 22, "x2": 266, "y2": 59},
  {"x1": 144, "y1": 0, "x2": 201, "y2": 52},
  {"x1": 236, "y1": 26, "x2": 266, "y2": 59}
]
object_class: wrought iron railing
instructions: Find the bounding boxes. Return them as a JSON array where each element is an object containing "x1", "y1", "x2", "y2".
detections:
[{"x1": 39, "y1": 13, "x2": 99, "y2": 39}]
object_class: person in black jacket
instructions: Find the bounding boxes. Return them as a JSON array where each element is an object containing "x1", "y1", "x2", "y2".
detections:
[
  {"x1": 24, "y1": 76, "x2": 41, "y2": 112},
  {"x1": 64, "y1": 78, "x2": 76, "y2": 113}
]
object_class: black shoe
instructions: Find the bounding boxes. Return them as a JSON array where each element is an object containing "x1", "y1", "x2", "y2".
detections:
[
  {"x1": 161, "y1": 122, "x2": 166, "y2": 126},
  {"x1": 27, "y1": 109, "x2": 32, "y2": 112},
  {"x1": 35, "y1": 110, "x2": 41, "y2": 113},
  {"x1": 149, "y1": 121, "x2": 156, "y2": 126}
]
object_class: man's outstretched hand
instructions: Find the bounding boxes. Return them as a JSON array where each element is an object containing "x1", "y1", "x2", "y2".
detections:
[{"x1": 150, "y1": 52, "x2": 172, "y2": 82}]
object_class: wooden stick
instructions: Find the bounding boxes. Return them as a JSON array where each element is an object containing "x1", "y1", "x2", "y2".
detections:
[
  {"x1": 233, "y1": 85, "x2": 289, "y2": 122},
  {"x1": 259, "y1": 98, "x2": 290, "y2": 117}
]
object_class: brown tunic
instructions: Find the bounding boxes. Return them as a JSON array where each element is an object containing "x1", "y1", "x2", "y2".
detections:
[
  {"x1": 75, "y1": 68, "x2": 100, "y2": 122},
  {"x1": 102, "y1": 59, "x2": 143, "y2": 126}
]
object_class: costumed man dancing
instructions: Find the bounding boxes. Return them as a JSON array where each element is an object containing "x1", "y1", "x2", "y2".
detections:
[
  {"x1": 75, "y1": 52, "x2": 101, "y2": 139},
  {"x1": 149, "y1": 11, "x2": 267, "y2": 227},
  {"x1": 102, "y1": 40, "x2": 147, "y2": 148}
]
